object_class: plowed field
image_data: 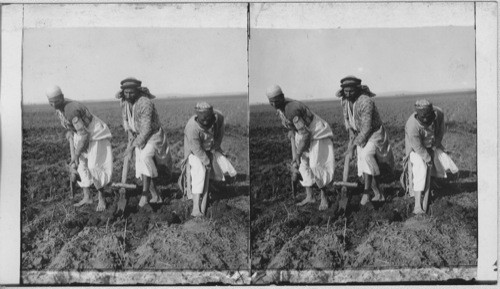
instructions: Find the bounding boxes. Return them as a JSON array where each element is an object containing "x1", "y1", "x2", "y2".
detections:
[
  {"x1": 250, "y1": 92, "x2": 477, "y2": 278},
  {"x1": 21, "y1": 95, "x2": 249, "y2": 278}
]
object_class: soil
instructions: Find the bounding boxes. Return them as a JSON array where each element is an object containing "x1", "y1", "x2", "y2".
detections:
[
  {"x1": 21, "y1": 97, "x2": 250, "y2": 273},
  {"x1": 250, "y1": 93, "x2": 478, "y2": 274},
  {"x1": 22, "y1": 177, "x2": 249, "y2": 271}
]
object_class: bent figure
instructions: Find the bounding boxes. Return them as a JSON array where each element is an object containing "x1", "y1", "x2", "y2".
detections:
[
  {"x1": 46, "y1": 85, "x2": 113, "y2": 211},
  {"x1": 403, "y1": 99, "x2": 458, "y2": 214},
  {"x1": 180, "y1": 102, "x2": 237, "y2": 217},
  {"x1": 336, "y1": 76, "x2": 394, "y2": 205},
  {"x1": 266, "y1": 85, "x2": 335, "y2": 211},
  {"x1": 117, "y1": 77, "x2": 172, "y2": 208}
]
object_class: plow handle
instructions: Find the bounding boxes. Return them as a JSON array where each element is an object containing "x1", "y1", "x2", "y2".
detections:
[
  {"x1": 343, "y1": 138, "x2": 354, "y2": 183},
  {"x1": 422, "y1": 154, "x2": 433, "y2": 212},
  {"x1": 115, "y1": 138, "x2": 134, "y2": 213},
  {"x1": 201, "y1": 167, "x2": 210, "y2": 215},
  {"x1": 121, "y1": 140, "x2": 133, "y2": 185},
  {"x1": 68, "y1": 134, "x2": 76, "y2": 199},
  {"x1": 290, "y1": 132, "x2": 298, "y2": 200},
  {"x1": 337, "y1": 137, "x2": 355, "y2": 213},
  {"x1": 333, "y1": 181, "x2": 358, "y2": 188}
]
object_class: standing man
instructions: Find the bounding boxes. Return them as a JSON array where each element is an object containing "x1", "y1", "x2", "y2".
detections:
[
  {"x1": 46, "y1": 85, "x2": 113, "y2": 211},
  {"x1": 117, "y1": 77, "x2": 172, "y2": 208},
  {"x1": 266, "y1": 85, "x2": 335, "y2": 211},
  {"x1": 180, "y1": 102, "x2": 237, "y2": 217},
  {"x1": 403, "y1": 99, "x2": 458, "y2": 214},
  {"x1": 336, "y1": 76, "x2": 394, "y2": 205}
]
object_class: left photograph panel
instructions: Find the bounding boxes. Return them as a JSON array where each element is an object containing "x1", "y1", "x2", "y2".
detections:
[{"x1": 20, "y1": 4, "x2": 249, "y2": 285}]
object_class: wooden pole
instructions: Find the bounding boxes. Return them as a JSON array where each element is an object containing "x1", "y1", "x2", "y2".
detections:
[
  {"x1": 422, "y1": 162, "x2": 432, "y2": 213},
  {"x1": 339, "y1": 138, "x2": 355, "y2": 211},
  {"x1": 201, "y1": 167, "x2": 210, "y2": 215},
  {"x1": 68, "y1": 134, "x2": 76, "y2": 199},
  {"x1": 290, "y1": 132, "x2": 298, "y2": 200}
]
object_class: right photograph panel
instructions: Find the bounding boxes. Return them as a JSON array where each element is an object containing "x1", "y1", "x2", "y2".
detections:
[{"x1": 249, "y1": 3, "x2": 477, "y2": 283}]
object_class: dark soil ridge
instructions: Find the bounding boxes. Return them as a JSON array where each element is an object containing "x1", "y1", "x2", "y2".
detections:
[
  {"x1": 251, "y1": 177, "x2": 477, "y2": 270},
  {"x1": 22, "y1": 179, "x2": 250, "y2": 271},
  {"x1": 250, "y1": 98, "x2": 477, "y2": 271}
]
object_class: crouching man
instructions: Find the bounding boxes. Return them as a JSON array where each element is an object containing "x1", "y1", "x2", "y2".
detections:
[
  {"x1": 266, "y1": 85, "x2": 335, "y2": 211},
  {"x1": 117, "y1": 77, "x2": 172, "y2": 208},
  {"x1": 402, "y1": 99, "x2": 459, "y2": 214},
  {"x1": 180, "y1": 102, "x2": 237, "y2": 217},
  {"x1": 46, "y1": 85, "x2": 113, "y2": 211}
]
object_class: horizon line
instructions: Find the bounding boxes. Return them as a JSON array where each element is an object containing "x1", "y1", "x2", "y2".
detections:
[
  {"x1": 249, "y1": 88, "x2": 477, "y2": 105},
  {"x1": 23, "y1": 91, "x2": 248, "y2": 105}
]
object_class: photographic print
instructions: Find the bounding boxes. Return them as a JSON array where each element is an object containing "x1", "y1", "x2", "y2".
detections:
[
  {"x1": 19, "y1": 3, "x2": 249, "y2": 285},
  {"x1": 0, "y1": 1, "x2": 497, "y2": 286},
  {"x1": 249, "y1": 2, "x2": 482, "y2": 283}
]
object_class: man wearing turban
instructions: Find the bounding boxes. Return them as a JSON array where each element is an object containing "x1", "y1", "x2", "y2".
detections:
[
  {"x1": 46, "y1": 85, "x2": 113, "y2": 211},
  {"x1": 402, "y1": 99, "x2": 458, "y2": 214},
  {"x1": 336, "y1": 76, "x2": 394, "y2": 205},
  {"x1": 179, "y1": 102, "x2": 237, "y2": 217},
  {"x1": 117, "y1": 77, "x2": 172, "y2": 208},
  {"x1": 267, "y1": 85, "x2": 335, "y2": 211}
]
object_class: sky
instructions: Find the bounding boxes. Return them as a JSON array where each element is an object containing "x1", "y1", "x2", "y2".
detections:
[
  {"x1": 22, "y1": 27, "x2": 248, "y2": 104},
  {"x1": 249, "y1": 26, "x2": 476, "y2": 104},
  {"x1": 20, "y1": 3, "x2": 476, "y2": 105}
]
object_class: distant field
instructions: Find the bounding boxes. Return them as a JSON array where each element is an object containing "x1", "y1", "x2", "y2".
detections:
[
  {"x1": 23, "y1": 95, "x2": 248, "y2": 135},
  {"x1": 21, "y1": 94, "x2": 249, "y2": 275},
  {"x1": 250, "y1": 91, "x2": 477, "y2": 281},
  {"x1": 251, "y1": 91, "x2": 477, "y2": 174}
]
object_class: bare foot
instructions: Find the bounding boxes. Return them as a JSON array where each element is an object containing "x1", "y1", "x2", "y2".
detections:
[
  {"x1": 360, "y1": 194, "x2": 370, "y2": 206},
  {"x1": 413, "y1": 208, "x2": 425, "y2": 214},
  {"x1": 318, "y1": 200, "x2": 328, "y2": 211},
  {"x1": 191, "y1": 211, "x2": 203, "y2": 217},
  {"x1": 138, "y1": 196, "x2": 148, "y2": 207},
  {"x1": 372, "y1": 194, "x2": 385, "y2": 202},
  {"x1": 297, "y1": 197, "x2": 315, "y2": 206},
  {"x1": 74, "y1": 197, "x2": 93, "y2": 207},
  {"x1": 96, "y1": 199, "x2": 106, "y2": 212},
  {"x1": 150, "y1": 195, "x2": 163, "y2": 204},
  {"x1": 149, "y1": 184, "x2": 162, "y2": 203}
]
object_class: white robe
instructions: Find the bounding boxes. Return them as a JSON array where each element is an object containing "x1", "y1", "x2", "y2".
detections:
[
  {"x1": 410, "y1": 148, "x2": 459, "y2": 192},
  {"x1": 296, "y1": 114, "x2": 335, "y2": 189},
  {"x1": 74, "y1": 116, "x2": 113, "y2": 189},
  {"x1": 187, "y1": 151, "x2": 237, "y2": 198},
  {"x1": 126, "y1": 104, "x2": 172, "y2": 179}
]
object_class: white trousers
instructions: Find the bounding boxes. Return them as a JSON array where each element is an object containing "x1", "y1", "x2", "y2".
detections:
[
  {"x1": 135, "y1": 129, "x2": 172, "y2": 179},
  {"x1": 356, "y1": 141, "x2": 380, "y2": 177},
  {"x1": 74, "y1": 116, "x2": 113, "y2": 190},
  {"x1": 75, "y1": 138, "x2": 113, "y2": 190},
  {"x1": 188, "y1": 151, "x2": 237, "y2": 195},
  {"x1": 135, "y1": 143, "x2": 160, "y2": 179},
  {"x1": 410, "y1": 148, "x2": 459, "y2": 191},
  {"x1": 298, "y1": 137, "x2": 335, "y2": 189},
  {"x1": 356, "y1": 140, "x2": 395, "y2": 177}
]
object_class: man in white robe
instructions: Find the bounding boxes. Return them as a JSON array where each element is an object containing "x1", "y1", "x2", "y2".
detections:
[{"x1": 47, "y1": 85, "x2": 113, "y2": 211}]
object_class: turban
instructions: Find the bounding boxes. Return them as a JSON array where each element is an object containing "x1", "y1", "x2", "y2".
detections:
[
  {"x1": 415, "y1": 99, "x2": 433, "y2": 113},
  {"x1": 120, "y1": 77, "x2": 142, "y2": 90},
  {"x1": 266, "y1": 84, "x2": 284, "y2": 102},
  {"x1": 336, "y1": 75, "x2": 376, "y2": 98},
  {"x1": 195, "y1": 102, "x2": 214, "y2": 118},
  {"x1": 340, "y1": 75, "x2": 362, "y2": 88},
  {"x1": 415, "y1": 99, "x2": 435, "y2": 122},
  {"x1": 46, "y1": 85, "x2": 64, "y2": 102}
]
